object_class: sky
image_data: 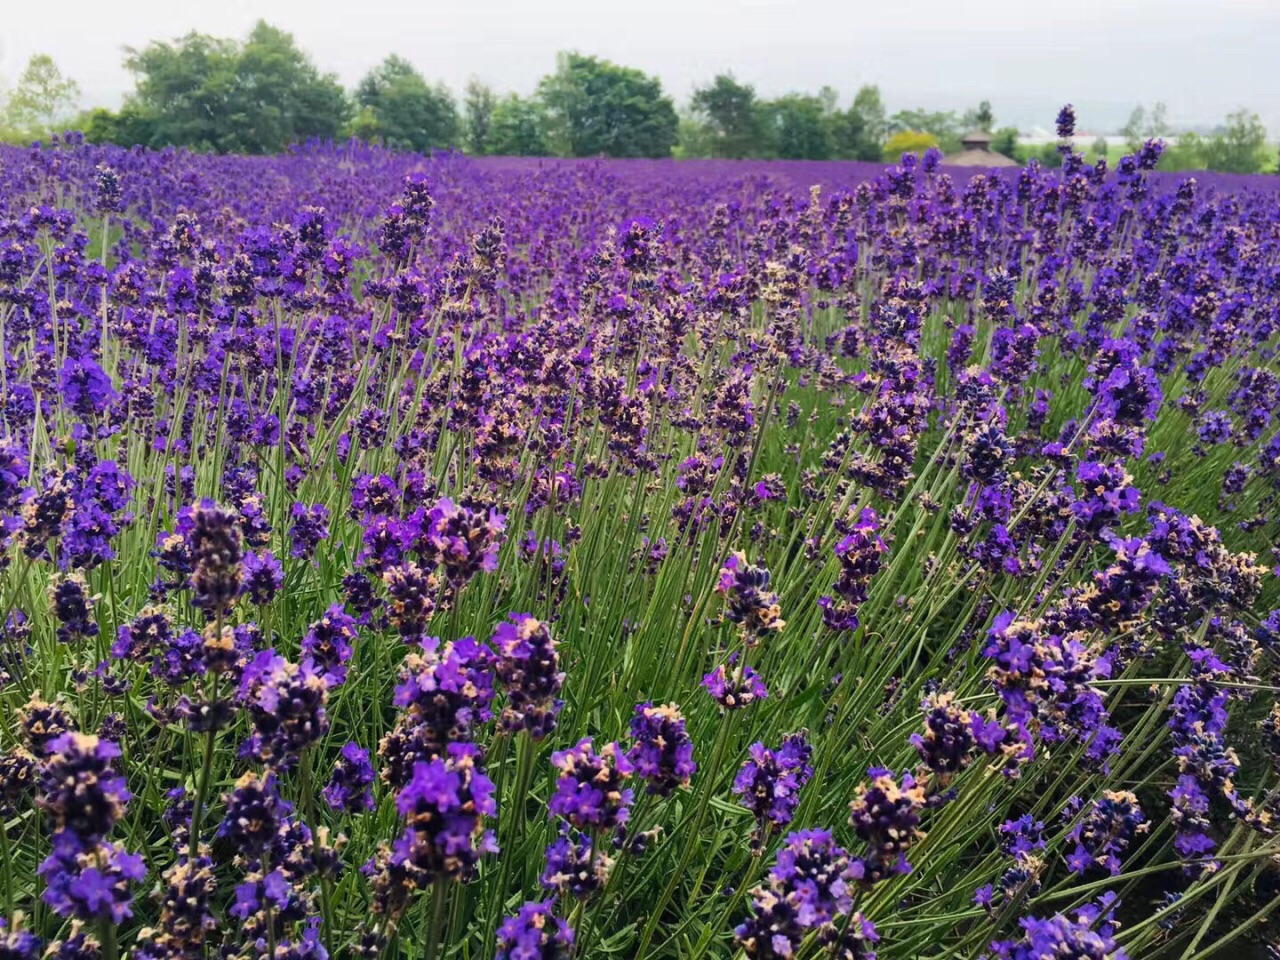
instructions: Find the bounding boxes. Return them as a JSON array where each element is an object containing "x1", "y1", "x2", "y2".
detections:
[{"x1": 2, "y1": 0, "x2": 1279, "y2": 135}]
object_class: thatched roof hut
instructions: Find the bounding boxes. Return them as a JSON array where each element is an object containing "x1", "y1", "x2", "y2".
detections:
[{"x1": 944, "y1": 131, "x2": 1020, "y2": 167}]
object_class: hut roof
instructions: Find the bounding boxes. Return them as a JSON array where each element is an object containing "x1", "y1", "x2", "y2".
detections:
[{"x1": 944, "y1": 130, "x2": 1019, "y2": 167}]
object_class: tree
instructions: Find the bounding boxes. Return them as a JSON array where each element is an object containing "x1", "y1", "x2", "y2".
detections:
[
  {"x1": 883, "y1": 130, "x2": 938, "y2": 163},
  {"x1": 759, "y1": 94, "x2": 831, "y2": 160},
  {"x1": 78, "y1": 104, "x2": 158, "y2": 146},
  {"x1": 963, "y1": 100, "x2": 995, "y2": 132},
  {"x1": 851, "y1": 85, "x2": 886, "y2": 146},
  {"x1": 1121, "y1": 105, "x2": 1147, "y2": 153},
  {"x1": 690, "y1": 73, "x2": 760, "y2": 159},
  {"x1": 355, "y1": 55, "x2": 458, "y2": 152},
  {"x1": 489, "y1": 94, "x2": 550, "y2": 156},
  {"x1": 991, "y1": 127, "x2": 1019, "y2": 160},
  {"x1": 888, "y1": 109, "x2": 960, "y2": 153},
  {"x1": 3, "y1": 54, "x2": 81, "y2": 138},
  {"x1": 537, "y1": 52, "x2": 679, "y2": 158},
  {"x1": 1204, "y1": 108, "x2": 1267, "y2": 174},
  {"x1": 124, "y1": 21, "x2": 347, "y2": 152},
  {"x1": 1091, "y1": 135, "x2": 1109, "y2": 159},
  {"x1": 464, "y1": 78, "x2": 497, "y2": 155},
  {"x1": 1122, "y1": 102, "x2": 1170, "y2": 154}
]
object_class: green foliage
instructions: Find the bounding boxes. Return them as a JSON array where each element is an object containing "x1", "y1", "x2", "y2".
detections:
[
  {"x1": 489, "y1": 94, "x2": 551, "y2": 156},
  {"x1": 1015, "y1": 142, "x2": 1064, "y2": 168},
  {"x1": 538, "y1": 52, "x2": 678, "y2": 158},
  {"x1": 883, "y1": 130, "x2": 938, "y2": 163},
  {"x1": 889, "y1": 109, "x2": 960, "y2": 153},
  {"x1": 1122, "y1": 102, "x2": 1169, "y2": 153},
  {"x1": 1203, "y1": 108, "x2": 1269, "y2": 173},
  {"x1": 852, "y1": 85, "x2": 887, "y2": 145},
  {"x1": 1, "y1": 54, "x2": 81, "y2": 141},
  {"x1": 122, "y1": 21, "x2": 347, "y2": 152},
  {"x1": 355, "y1": 54, "x2": 459, "y2": 152},
  {"x1": 759, "y1": 93, "x2": 833, "y2": 160},
  {"x1": 963, "y1": 99, "x2": 995, "y2": 132},
  {"x1": 991, "y1": 126, "x2": 1019, "y2": 159},
  {"x1": 690, "y1": 73, "x2": 760, "y2": 159},
  {"x1": 77, "y1": 104, "x2": 158, "y2": 147},
  {"x1": 464, "y1": 78, "x2": 498, "y2": 155}
]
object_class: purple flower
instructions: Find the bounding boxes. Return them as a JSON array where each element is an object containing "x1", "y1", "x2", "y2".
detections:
[
  {"x1": 1056, "y1": 103, "x2": 1076, "y2": 139},
  {"x1": 0, "y1": 916, "x2": 42, "y2": 959},
  {"x1": 237, "y1": 651, "x2": 329, "y2": 767},
  {"x1": 733, "y1": 732, "x2": 813, "y2": 850},
  {"x1": 424, "y1": 497, "x2": 505, "y2": 586},
  {"x1": 493, "y1": 613, "x2": 564, "y2": 739},
  {"x1": 910, "y1": 692, "x2": 976, "y2": 778},
  {"x1": 703, "y1": 657, "x2": 768, "y2": 710},
  {"x1": 289, "y1": 502, "x2": 331, "y2": 560},
  {"x1": 541, "y1": 829, "x2": 612, "y2": 900},
  {"x1": 379, "y1": 742, "x2": 497, "y2": 886},
  {"x1": 48, "y1": 573, "x2": 97, "y2": 644},
  {"x1": 301, "y1": 604, "x2": 360, "y2": 686},
  {"x1": 990, "y1": 896, "x2": 1128, "y2": 960},
  {"x1": 218, "y1": 771, "x2": 289, "y2": 856},
  {"x1": 627, "y1": 702, "x2": 696, "y2": 796},
  {"x1": 496, "y1": 900, "x2": 575, "y2": 960},
  {"x1": 382, "y1": 561, "x2": 438, "y2": 641},
  {"x1": 324, "y1": 742, "x2": 376, "y2": 813},
  {"x1": 848, "y1": 768, "x2": 926, "y2": 878},
  {"x1": 38, "y1": 733, "x2": 130, "y2": 842},
  {"x1": 39, "y1": 831, "x2": 145, "y2": 924},
  {"x1": 59, "y1": 356, "x2": 117, "y2": 418},
  {"x1": 717, "y1": 552, "x2": 785, "y2": 642},
  {"x1": 185, "y1": 501, "x2": 244, "y2": 614},
  {"x1": 549, "y1": 739, "x2": 634, "y2": 832},
  {"x1": 1064, "y1": 791, "x2": 1147, "y2": 875},
  {"x1": 241, "y1": 549, "x2": 284, "y2": 604}
]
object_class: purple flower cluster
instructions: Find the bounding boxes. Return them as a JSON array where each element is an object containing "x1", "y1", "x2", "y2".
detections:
[
  {"x1": 733, "y1": 732, "x2": 813, "y2": 850},
  {"x1": 717, "y1": 552, "x2": 785, "y2": 642},
  {"x1": 493, "y1": 613, "x2": 565, "y2": 738},
  {"x1": 627, "y1": 703, "x2": 697, "y2": 796},
  {"x1": 496, "y1": 900, "x2": 574, "y2": 960},
  {"x1": 820, "y1": 508, "x2": 888, "y2": 633}
]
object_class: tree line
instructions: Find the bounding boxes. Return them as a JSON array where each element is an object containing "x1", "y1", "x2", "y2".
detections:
[{"x1": 1, "y1": 20, "x2": 1275, "y2": 173}]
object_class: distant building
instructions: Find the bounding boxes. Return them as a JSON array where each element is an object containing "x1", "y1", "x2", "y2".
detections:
[{"x1": 943, "y1": 131, "x2": 1019, "y2": 167}]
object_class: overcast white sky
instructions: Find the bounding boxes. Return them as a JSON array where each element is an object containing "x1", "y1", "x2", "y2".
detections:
[{"x1": 3, "y1": 0, "x2": 1278, "y2": 134}]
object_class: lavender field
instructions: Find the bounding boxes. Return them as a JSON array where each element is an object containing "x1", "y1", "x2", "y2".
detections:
[{"x1": 2, "y1": 129, "x2": 1280, "y2": 960}]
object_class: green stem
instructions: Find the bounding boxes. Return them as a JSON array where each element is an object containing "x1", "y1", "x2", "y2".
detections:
[
  {"x1": 424, "y1": 880, "x2": 450, "y2": 960},
  {"x1": 633, "y1": 713, "x2": 736, "y2": 960}
]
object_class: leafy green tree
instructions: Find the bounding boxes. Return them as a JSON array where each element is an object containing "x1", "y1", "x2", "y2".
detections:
[
  {"x1": 759, "y1": 93, "x2": 832, "y2": 160},
  {"x1": 355, "y1": 54, "x2": 458, "y2": 152},
  {"x1": 77, "y1": 104, "x2": 158, "y2": 146},
  {"x1": 1122, "y1": 102, "x2": 1169, "y2": 153},
  {"x1": 1204, "y1": 108, "x2": 1268, "y2": 173},
  {"x1": 883, "y1": 130, "x2": 938, "y2": 163},
  {"x1": 123, "y1": 32, "x2": 238, "y2": 149},
  {"x1": 826, "y1": 106, "x2": 873, "y2": 161},
  {"x1": 489, "y1": 94, "x2": 550, "y2": 156},
  {"x1": 851, "y1": 85, "x2": 886, "y2": 146},
  {"x1": 675, "y1": 113, "x2": 715, "y2": 159},
  {"x1": 464, "y1": 78, "x2": 497, "y2": 154},
  {"x1": 888, "y1": 108, "x2": 960, "y2": 153},
  {"x1": 537, "y1": 52, "x2": 678, "y2": 158},
  {"x1": 963, "y1": 100, "x2": 995, "y2": 132},
  {"x1": 1157, "y1": 131, "x2": 1207, "y2": 171},
  {"x1": 690, "y1": 73, "x2": 760, "y2": 158},
  {"x1": 2, "y1": 54, "x2": 81, "y2": 138},
  {"x1": 125, "y1": 21, "x2": 346, "y2": 152},
  {"x1": 991, "y1": 127, "x2": 1019, "y2": 160}
]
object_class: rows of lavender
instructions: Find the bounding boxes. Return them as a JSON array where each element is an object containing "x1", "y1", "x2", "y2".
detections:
[{"x1": 1, "y1": 122, "x2": 1280, "y2": 960}]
